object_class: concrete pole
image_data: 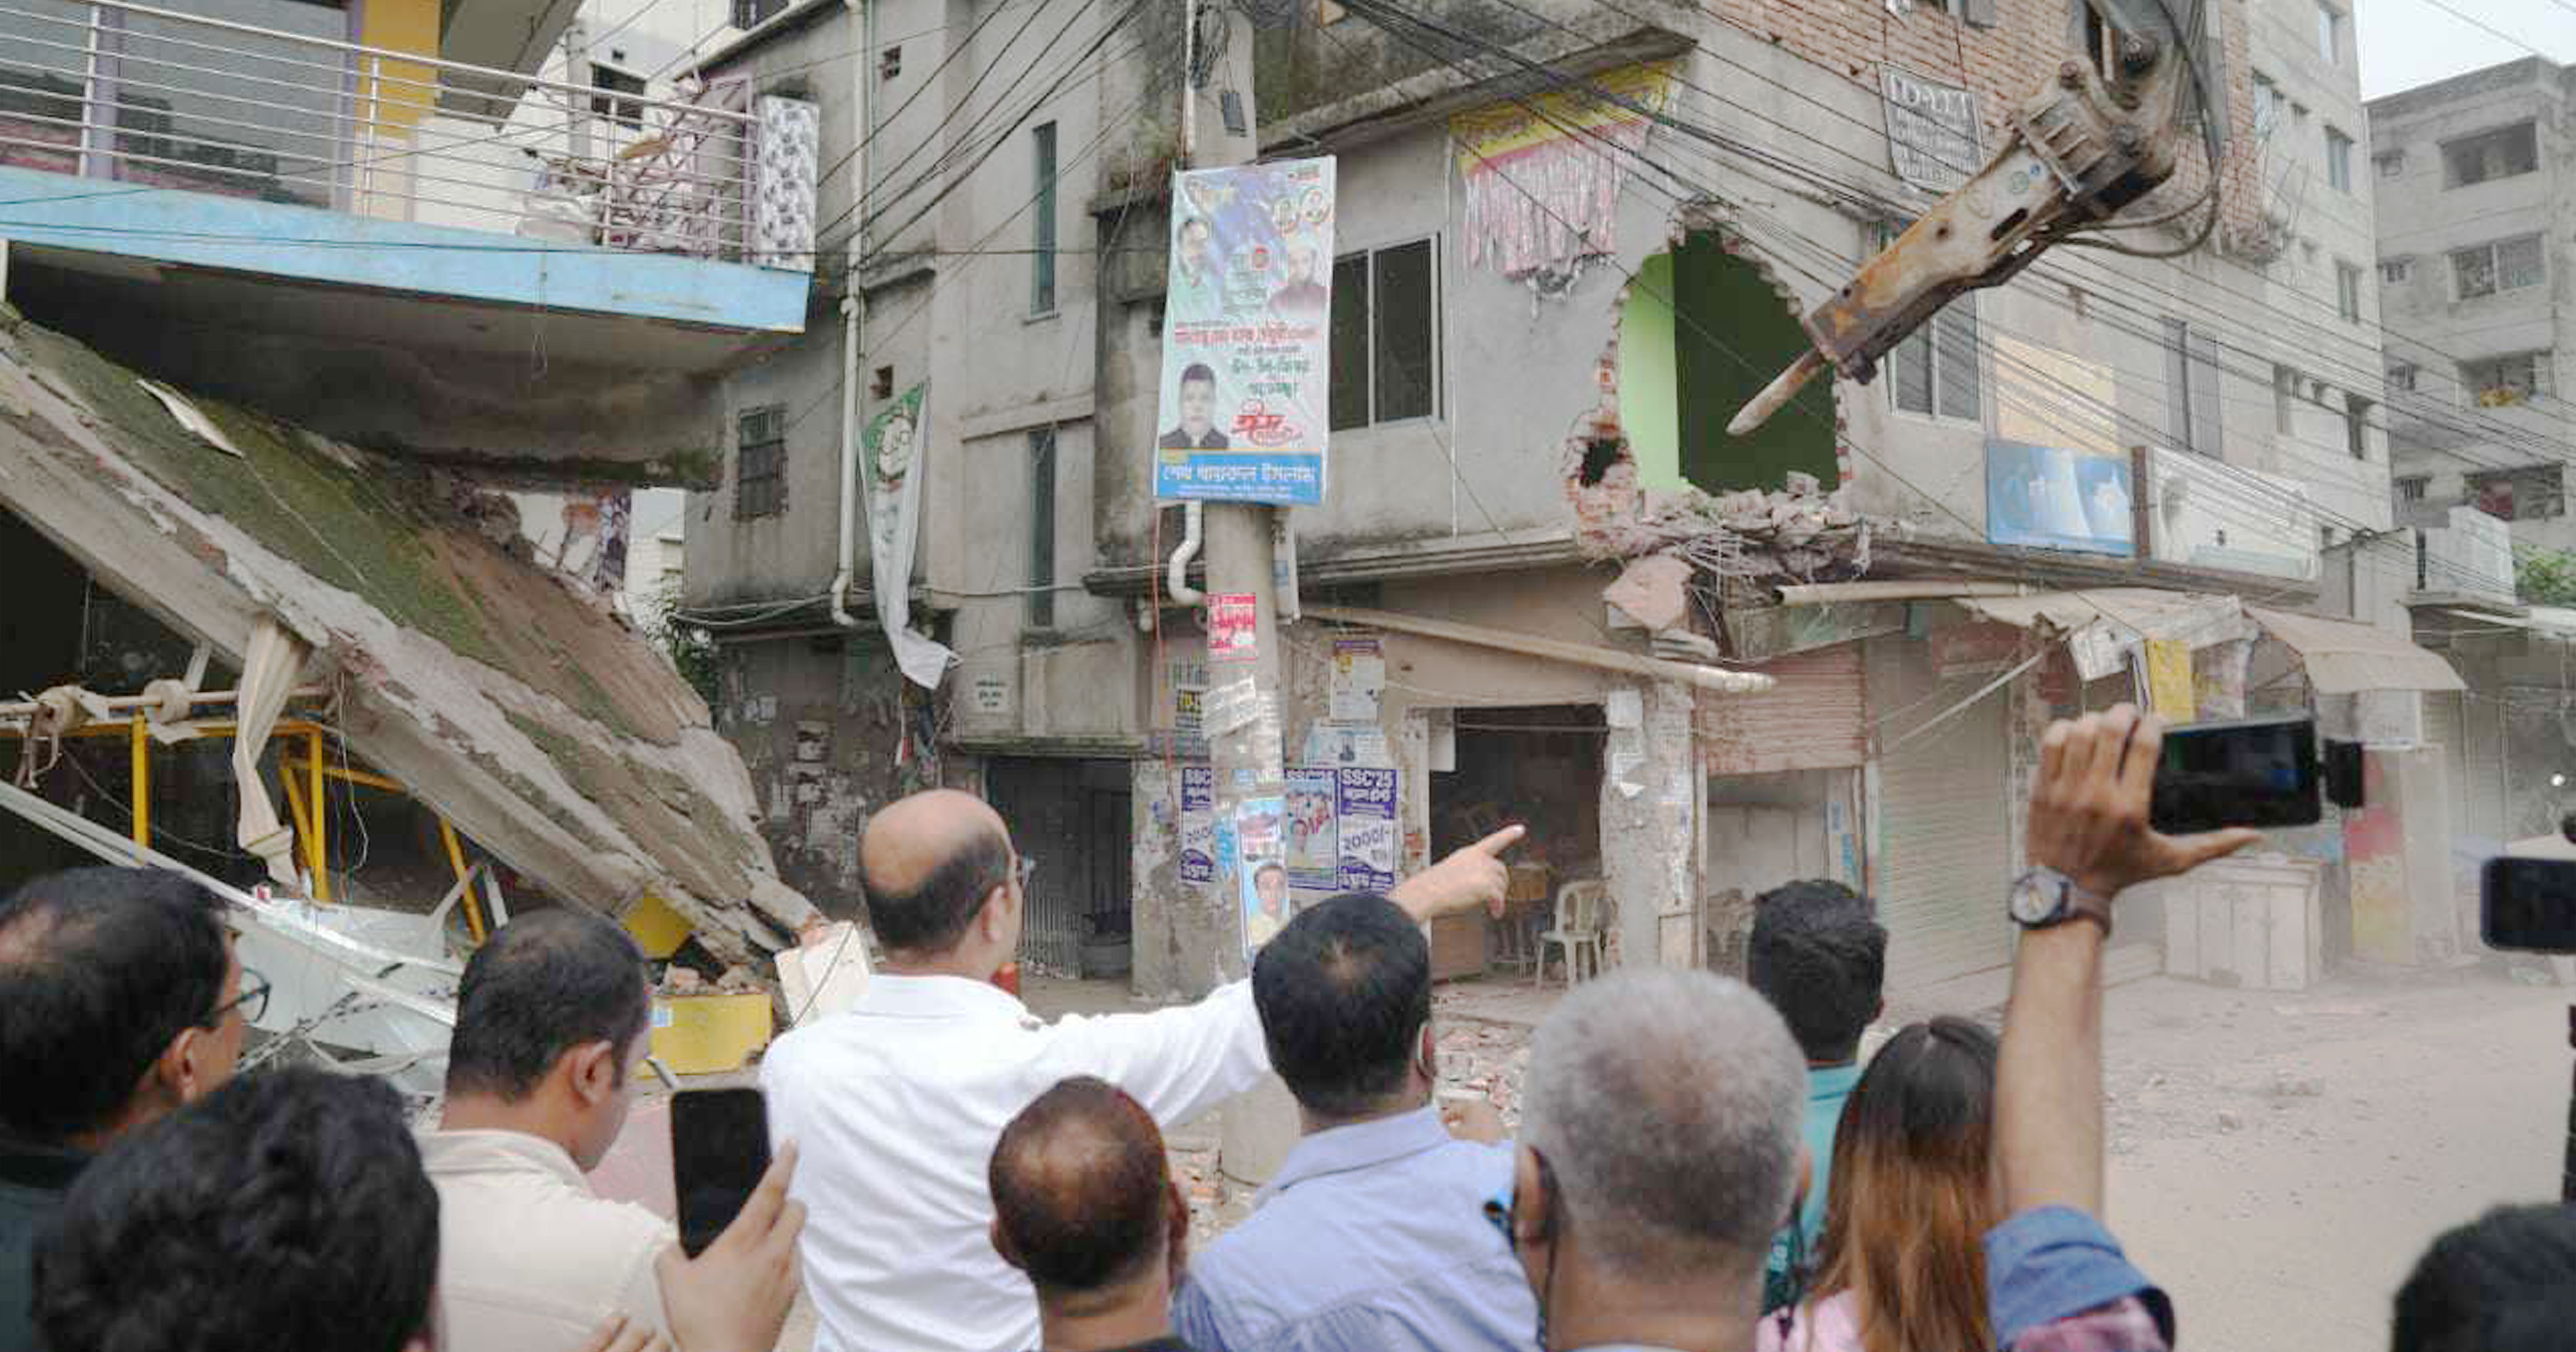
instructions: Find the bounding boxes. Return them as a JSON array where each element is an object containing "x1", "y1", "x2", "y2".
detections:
[{"x1": 1175, "y1": 0, "x2": 1302, "y2": 1188}]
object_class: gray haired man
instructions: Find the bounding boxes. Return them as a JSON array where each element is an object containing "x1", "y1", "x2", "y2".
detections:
[{"x1": 1496, "y1": 970, "x2": 1806, "y2": 1352}]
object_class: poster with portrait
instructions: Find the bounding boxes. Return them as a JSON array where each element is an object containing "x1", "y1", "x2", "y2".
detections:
[
  {"x1": 1284, "y1": 769, "x2": 1339, "y2": 892},
  {"x1": 1154, "y1": 157, "x2": 1336, "y2": 507},
  {"x1": 1237, "y1": 796, "x2": 1289, "y2": 957}
]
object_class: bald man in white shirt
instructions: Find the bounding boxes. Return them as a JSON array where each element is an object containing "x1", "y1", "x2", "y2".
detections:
[{"x1": 764, "y1": 788, "x2": 1518, "y2": 1352}]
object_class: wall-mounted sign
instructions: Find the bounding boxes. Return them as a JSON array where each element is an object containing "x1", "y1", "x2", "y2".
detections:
[{"x1": 1882, "y1": 65, "x2": 1982, "y2": 194}]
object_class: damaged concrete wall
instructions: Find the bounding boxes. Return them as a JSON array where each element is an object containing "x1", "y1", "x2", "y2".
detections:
[
  {"x1": 712, "y1": 634, "x2": 930, "y2": 919},
  {"x1": 0, "y1": 313, "x2": 814, "y2": 961}
]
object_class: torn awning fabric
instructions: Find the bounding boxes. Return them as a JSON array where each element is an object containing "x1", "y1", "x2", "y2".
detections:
[{"x1": 2246, "y1": 606, "x2": 2466, "y2": 696}]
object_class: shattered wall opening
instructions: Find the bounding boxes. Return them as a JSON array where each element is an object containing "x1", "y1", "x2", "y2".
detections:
[{"x1": 1624, "y1": 229, "x2": 1841, "y2": 497}]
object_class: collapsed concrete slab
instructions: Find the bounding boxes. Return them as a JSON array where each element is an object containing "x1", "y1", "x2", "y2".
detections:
[{"x1": 0, "y1": 310, "x2": 814, "y2": 962}]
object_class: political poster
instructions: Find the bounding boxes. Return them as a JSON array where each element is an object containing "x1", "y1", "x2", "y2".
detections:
[
  {"x1": 1238, "y1": 796, "x2": 1289, "y2": 955},
  {"x1": 1179, "y1": 765, "x2": 1214, "y2": 884},
  {"x1": 1285, "y1": 769, "x2": 1339, "y2": 891},
  {"x1": 1336, "y1": 768, "x2": 1399, "y2": 892},
  {"x1": 1155, "y1": 157, "x2": 1336, "y2": 506}
]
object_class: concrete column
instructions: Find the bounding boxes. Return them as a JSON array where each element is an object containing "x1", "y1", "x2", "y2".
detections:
[{"x1": 1600, "y1": 678, "x2": 1701, "y2": 969}]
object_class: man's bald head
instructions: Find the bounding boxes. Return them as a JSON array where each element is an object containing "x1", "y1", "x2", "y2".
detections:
[
  {"x1": 861, "y1": 789, "x2": 1014, "y2": 954},
  {"x1": 989, "y1": 1077, "x2": 1179, "y2": 1299}
]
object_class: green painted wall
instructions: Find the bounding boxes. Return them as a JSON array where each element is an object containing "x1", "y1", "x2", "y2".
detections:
[
  {"x1": 1673, "y1": 234, "x2": 1838, "y2": 493},
  {"x1": 1620, "y1": 252, "x2": 1683, "y2": 492}
]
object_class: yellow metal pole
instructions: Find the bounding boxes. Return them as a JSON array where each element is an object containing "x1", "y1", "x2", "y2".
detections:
[
  {"x1": 128, "y1": 715, "x2": 147, "y2": 852},
  {"x1": 307, "y1": 730, "x2": 330, "y2": 904},
  {"x1": 438, "y1": 818, "x2": 487, "y2": 943}
]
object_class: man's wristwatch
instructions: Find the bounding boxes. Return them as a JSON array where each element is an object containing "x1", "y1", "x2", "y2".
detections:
[{"x1": 2008, "y1": 866, "x2": 2114, "y2": 936}]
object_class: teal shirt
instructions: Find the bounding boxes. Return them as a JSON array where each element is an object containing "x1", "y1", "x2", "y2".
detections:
[{"x1": 1764, "y1": 1062, "x2": 1864, "y2": 1293}]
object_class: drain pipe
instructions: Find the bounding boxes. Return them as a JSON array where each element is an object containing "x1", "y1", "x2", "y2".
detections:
[
  {"x1": 829, "y1": 292, "x2": 862, "y2": 628},
  {"x1": 1166, "y1": 500, "x2": 1205, "y2": 606},
  {"x1": 829, "y1": 0, "x2": 873, "y2": 630}
]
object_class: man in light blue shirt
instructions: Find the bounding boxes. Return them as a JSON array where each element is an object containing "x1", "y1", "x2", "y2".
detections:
[
  {"x1": 1741, "y1": 880, "x2": 1884, "y2": 1306},
  {"x1": 1172, "y1": 893, "x2": 1538, "y2": 1352}
]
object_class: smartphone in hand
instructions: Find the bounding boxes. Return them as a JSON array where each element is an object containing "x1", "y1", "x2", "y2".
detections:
[
  {"x1": 671, "y1": 1088, "x2": 770, "y2": 1258},
  {"x1": 2149, "y1": 715, "x2": 2320, "y2": 835}
]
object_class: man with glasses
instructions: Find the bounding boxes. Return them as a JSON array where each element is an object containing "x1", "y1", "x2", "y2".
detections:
[
  {"x1": 0, "y1": 866, "x2": 248, "y2": 1352},
  {"x1": 763, "y1": 788, "x2": 1522, "y2": 1352},
  {"x1": 425, "y1": 908, "x2": 805, "y2": 1352}
]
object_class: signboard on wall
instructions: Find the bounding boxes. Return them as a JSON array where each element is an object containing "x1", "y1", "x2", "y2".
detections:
[
  {"x1": 1882, "y1": 66, "x2": 1982, "y2": 194},
  {"x1": 1154, "y1": 157, "x2": 1337, "y2": 506},
  {"x1": 1986, "y1": 438, "x2": 2136, "y2": 557},
  {"x1": 2144, "y1": 448, "x2": 2318, "y2": 581}
]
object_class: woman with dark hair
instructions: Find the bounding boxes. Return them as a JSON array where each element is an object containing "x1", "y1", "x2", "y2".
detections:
[{"x1": 1759, "y1": 1016, "x2": 2002, "y2": 1352}]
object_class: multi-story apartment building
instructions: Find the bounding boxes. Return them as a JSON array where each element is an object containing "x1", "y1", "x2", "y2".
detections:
[
  {"x1": 2371, "y1": 58, "x2": 2576, "y2": 899},
  {"x1": 688, "y1": 0, "x2": 2463, "y2": 1001}
]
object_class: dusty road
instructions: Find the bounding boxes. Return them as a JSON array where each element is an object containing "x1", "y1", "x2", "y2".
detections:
[{"x1": 2096, "y1": 972, "x2": 2567, "y2": 1351}]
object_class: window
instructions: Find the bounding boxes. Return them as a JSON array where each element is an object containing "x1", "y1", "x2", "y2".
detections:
[
  {"x1": 733, "y1": 0, "x2": 789, "y2": 27},
  {"x1": 1889, "y1": 294, "x2": 1981, "y2": 422},
  {"x1": 2344, "y1": 393, "x2": 2373, "y2": 459},
  {"x1": 2316, "y1": 2, "x2": 2342, "y2": 64},
  {"x1": 2443, "y1": 123, "x2": 2539, "y2": 188},
  {"x1": 2469, "y1": 465, "x2": 2565, "y2": 521},
  {"x1": 2336, "y1": 263, "x2": 2364, "y2": 323},
  {"x1": 878, "y1": 46, "x2": 901, "y2": 79},
  {"x1": 2375, "y1": 150, "x2": 2404, "y2": 178},
  {"x1": 734, "y1": 406, "x2": 786, "y2": 519},
  {"x1": 2251, "y1": 73, "x2": 2282, "y2": 137},
  {"x1": 1329, "y1": 238, "x2": 1440, "y2": 430},
  {"x1": 2396, "y1": 475, "x2": 2429, "y2": 503},
  {"x1": 589, "y1": 63, "x2": 646, "y2": 128},
  {"x1": 1030, "y1": 123, "x2": 1058, "y2": 314},
  {"x1": 2324, "y1": 128, "x2": 2354, "y2": 191},
  {"x1": 2451, "y1": 235, "x2": 2544, "y2": 300},
  {"x1": 2273, "y1": 364, "x2": 2298, "y2": 435},
  {"x1": 2461, "y1": 351, "x2": 2552, "y2": 408},
  {"x1": 1027, "y1": 428, "x2": 1056, "y2": 627},
  {"x1": 2380, "y1": 258, "x2": 2409, "y2": 284},
  {"x1": 2164, "y1": 318, "x2": 2223, "y2": 458},
  {"x1": 2388, "y1": 362, "x2": 2418, "y2": 391}
]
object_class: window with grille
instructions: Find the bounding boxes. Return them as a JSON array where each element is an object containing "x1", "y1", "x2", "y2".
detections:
[
  {"x1": 2396, "y1": 476, "x2": 2428, "y2": 503},
  {"x1": 2387, "y1": 362, "x2": 2417, "y2": 392},
  {"x1": 733, "y1": 0, "x2": 789, "y2": 27},
  {"x1": 2380, "y1": 258, "x2": 2409, "y2": 284},
  {"x1": 2451, "y1": 235, "x2": 2544, "y2": 300},
  {"x1": 2461, "y1": 351, "x2": 2552, "y2": 408},
  {"x1": 2469, "y1": 465, "x2": 2564, "y2": 521},
  {"x1": 735, "y1": 406, "x2": 786, "y2": 519},
  {"x1": 589, "y1": 64, "x2": 645, "y2": 128},
  {"x1": 1328, "y1": 238, "x2": 1440, "y2": 430},
  {"x1": 1892, "y1": 294, "x2": 1981, "y2": 423},
  {"x1": 2443, "y1": 123, "x2": 2538, "y2": 188}
]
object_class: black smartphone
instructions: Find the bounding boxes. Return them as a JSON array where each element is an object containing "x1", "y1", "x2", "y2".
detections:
[
  {"x1": 2149, "y1": 715, "x2": 2320, "y2": 835},
  {"x1": 2482, "y1": 857, "x2": 2576, "y2": 954},
  {"x1": 671, "y1": 1088, "x2": 770, "y2": 1258}
]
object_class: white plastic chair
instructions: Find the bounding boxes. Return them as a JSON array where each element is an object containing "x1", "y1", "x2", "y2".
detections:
[{"x1": 1538, "y1": 879, "x2": 1607, "y2": 988}]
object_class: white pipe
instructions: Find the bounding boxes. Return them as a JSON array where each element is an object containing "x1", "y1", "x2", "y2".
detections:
[
  {"x1": 829, "y1": 0, "x2": 872, "y2": 630},
  {"x1": 1166, "y1": 500, "x2": 1205, "y2": 606},
  {"x1": 830, "y1": 292, "x2": 862, "y2": 629}
]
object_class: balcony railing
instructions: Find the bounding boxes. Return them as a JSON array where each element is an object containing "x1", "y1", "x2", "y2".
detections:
[{"x1": 0, "y1": 0, "x2": 798, "y2": 266}]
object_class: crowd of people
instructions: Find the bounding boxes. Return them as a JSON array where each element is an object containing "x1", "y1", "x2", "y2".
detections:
[{"x1": 0, "y1": 705, "x2": 2571, "y2": 1352}]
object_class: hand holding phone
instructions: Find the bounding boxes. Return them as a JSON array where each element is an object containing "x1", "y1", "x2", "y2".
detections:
[
  {"x1": 672, "y1": 1089, "x2": 772, "y2": 1258},
  {"x1": 2147, "y1": 716, "x2": 2321, "y2": 836},
  {"x1": 656, "y1": 1140, "x2": 805, "y2": 1352}
]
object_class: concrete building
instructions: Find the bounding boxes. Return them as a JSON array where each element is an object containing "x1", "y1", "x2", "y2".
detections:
[
  {"x1": 685, "y1": 0, "x2": 2463, "y2": 1000},
  {"x1": 2371, "y1": 59, "x2": 2575, "y2": 555},
  {"x1": 0, "y1": 0, "x2": 828, "y2": 954}
]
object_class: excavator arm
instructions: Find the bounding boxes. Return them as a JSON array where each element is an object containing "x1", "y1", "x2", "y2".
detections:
[{"x1": 1730, "y1": 0, "x2": 2212, "y2": 434}]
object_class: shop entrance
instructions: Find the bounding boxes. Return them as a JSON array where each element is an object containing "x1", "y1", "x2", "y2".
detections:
[{"x1": 1430, "y1": 704, "x2": 1606, "y2": 980}]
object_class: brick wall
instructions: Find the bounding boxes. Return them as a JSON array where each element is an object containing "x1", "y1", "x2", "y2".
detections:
[{"x1": 1709, "y1": 0, "x2": 2263, "y2": 238}]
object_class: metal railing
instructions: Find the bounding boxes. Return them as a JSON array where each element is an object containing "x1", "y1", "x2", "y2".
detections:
[{"x1": 0, "y1": 0, "x2": 775, "y2": 263}]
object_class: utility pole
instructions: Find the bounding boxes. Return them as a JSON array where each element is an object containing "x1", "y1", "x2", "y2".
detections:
[{"x1": 1176, "y1": 0, "x2": 1302, "y2": 1187}]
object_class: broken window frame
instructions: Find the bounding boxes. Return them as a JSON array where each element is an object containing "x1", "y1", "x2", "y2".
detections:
[
  {"x1": 1329, "y1": 235, "x2": 1443, "y2": 432},
  {"x1": 734, "y1": 404, "x2": 787, "y2": 519},
  {"x1": 2442, "y1": 122, "x2": 2539, "y2": 189}
]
